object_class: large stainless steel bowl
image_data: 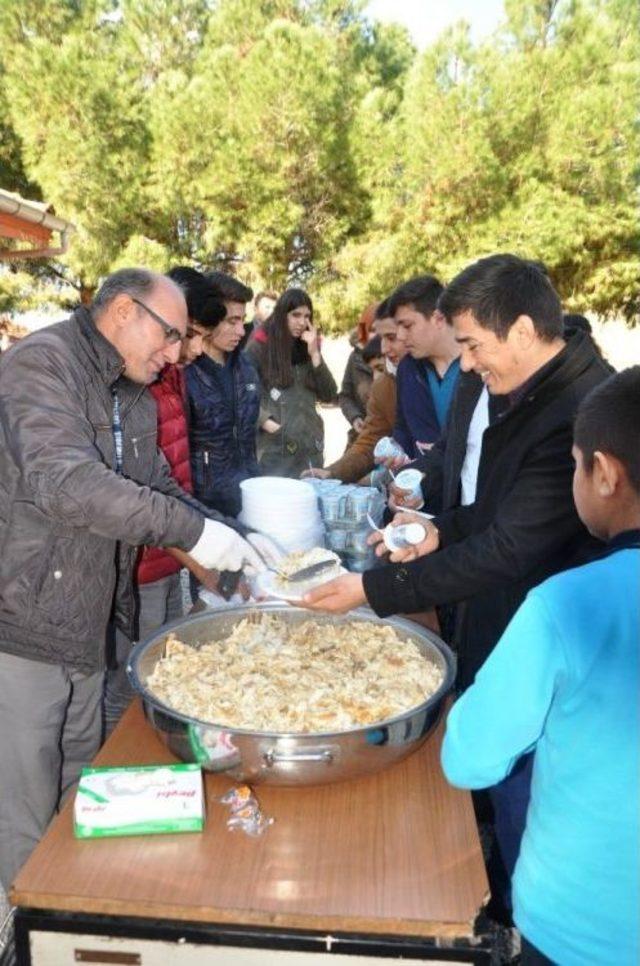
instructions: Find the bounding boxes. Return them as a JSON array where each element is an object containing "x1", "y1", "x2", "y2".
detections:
[{"x1": 127, "y1": 603, "x2": 456, "y2": 786}]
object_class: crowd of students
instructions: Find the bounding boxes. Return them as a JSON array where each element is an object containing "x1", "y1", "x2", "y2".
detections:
[
  {"x1": 303, "y1": 254, "x2": 639, "y2": 966},
  {"x1": 0, "y1": 255, "x2": 637, "y2": 966}
]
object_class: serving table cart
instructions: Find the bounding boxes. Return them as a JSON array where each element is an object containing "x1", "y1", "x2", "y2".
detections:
[{"x1": 11, "y1": 700, "x2": 491, "y2": 964}]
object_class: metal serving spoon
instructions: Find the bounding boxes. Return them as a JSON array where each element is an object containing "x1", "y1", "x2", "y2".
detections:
[{"x1": 273, "y1": 558, "x2": 340, "y2": 584}]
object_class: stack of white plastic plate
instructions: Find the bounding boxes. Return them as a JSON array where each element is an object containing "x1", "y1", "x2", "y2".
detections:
[{"x1": 239, "y1": 477, "x2": 325, "y2": 553}]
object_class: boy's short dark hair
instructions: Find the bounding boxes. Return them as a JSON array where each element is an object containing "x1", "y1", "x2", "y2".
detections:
[
  {"x1": 166, "y1": 266, "x2": 226, "y2": 327},
  {"x1": 563, "y1": 313, "x2": 592, "y2": 336},
  {"x1": 362, "y1": 334, "x2": 382, "y2": 363},
  {"x1": 574, "y1": 367, "x2": 640, "y2": 494},
  {"x1": 438, "y1": 254, "x2": 563, "y2": 342},
  {"x1": 388, "y1": 275, "x2": 444, "y2": 321},
  {"x1": 204, "y1": 271, "x2": 254, "y2": 305},
  {"x1": 374, "y1": 297, "x2": 393, "y2": 320}
]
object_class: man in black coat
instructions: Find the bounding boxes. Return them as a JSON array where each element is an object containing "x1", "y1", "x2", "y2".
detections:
[
  {"x1": 390, "y1": 314, "x2": 601, "y2": 519},
  {"x1": 306, "y1": 256, "x2": 610, "y2": 675},
  {"x1": 302, "y1": 254, "x2": 612, "y2": 907}
]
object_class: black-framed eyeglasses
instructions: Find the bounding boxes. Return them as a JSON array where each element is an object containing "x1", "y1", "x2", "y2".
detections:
[{"x1": 130, "y1": 296, "x2": 183, "y2": 345}]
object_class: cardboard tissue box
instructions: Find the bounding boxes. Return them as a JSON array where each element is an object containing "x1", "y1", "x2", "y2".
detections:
[{"x1": 74, "y1": 763, "x2": 204, "y2": 838}]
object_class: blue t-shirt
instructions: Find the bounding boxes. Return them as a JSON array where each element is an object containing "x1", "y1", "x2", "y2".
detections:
[
  {"x1": 442, "y1": 533, "x2": 640, "y2": 966},
  {"x1": 394, "y1": 356, "x2": 460, "y2": 457},
  {"x1": 424, "y1": 358, "x2": 460, "y2": 431}
]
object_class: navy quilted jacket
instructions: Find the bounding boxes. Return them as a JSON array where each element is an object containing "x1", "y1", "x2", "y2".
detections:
[{"x1": 185, "y1": 350, "x2": 260, "y2": 517}]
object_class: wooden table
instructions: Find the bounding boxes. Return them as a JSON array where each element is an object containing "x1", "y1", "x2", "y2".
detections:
[{"x1": 11, "y1": 701, "x2": 490, "y2": 964}]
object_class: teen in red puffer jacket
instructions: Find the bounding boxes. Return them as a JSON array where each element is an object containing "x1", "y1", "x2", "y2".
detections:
[{"x1": 136, "y1": 364, "x2": 192, "y2": 585}]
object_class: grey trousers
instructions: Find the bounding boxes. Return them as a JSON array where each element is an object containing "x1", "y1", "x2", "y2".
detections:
[
  {"x1": 103, "y1": 573, "x2": 183, "y2": 737},
  {"x1": 0, "y1": 652, "x2": 103, "y2": 891}
]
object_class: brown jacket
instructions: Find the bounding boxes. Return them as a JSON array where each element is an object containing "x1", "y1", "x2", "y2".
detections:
[
  {"x1": 328, "y1": 372, "x2": 396, "y2": 483},
  {"x1": 0, "y1": 308, "x2": 206, "y2": 671}
]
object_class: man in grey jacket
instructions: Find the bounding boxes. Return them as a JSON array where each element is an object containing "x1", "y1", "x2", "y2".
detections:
[{"x1": 0, "y1": 268, "x2": 269, "y2": 890}]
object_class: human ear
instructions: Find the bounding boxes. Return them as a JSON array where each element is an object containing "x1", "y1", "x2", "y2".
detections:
[
  {"x1": 512, "y1": 315, "x2": 536, "y2": 348},
  {"x1": 113, "y1": 293, "x2": 134, "y2": 329},
  {"x1": 593, "y1": 451, "x2": 618, "y2": 497}
]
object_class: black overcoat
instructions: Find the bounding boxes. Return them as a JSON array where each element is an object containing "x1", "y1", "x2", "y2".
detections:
[{"x1": 364, "y1": 330, "x2": 612, "y2": 688}]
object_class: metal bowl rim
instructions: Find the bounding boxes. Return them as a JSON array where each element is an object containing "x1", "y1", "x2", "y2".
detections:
[{"x1": 128, "y1": 603, "x2": 456, "y2": 740}]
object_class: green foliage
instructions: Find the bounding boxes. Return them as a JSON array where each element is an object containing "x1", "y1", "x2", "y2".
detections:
[
  {"x1": 152, "y1": 14, "x2": 368, "y2": 286},
  {"x1": 0, "y1": 265, "x2": 78, "y2": 314},
  {"x1": 0, "y1": 0, "x2": 637, "y2": 323},
  {"x1": 2, "y1": 7, "x2": 151, "y2": 288},
  {"x1": 109, "y1": 235, "x2": 172, "y2": 273},
  {"x1": 0, "y1": 268, "x2": 36, "y2": 314},
  {"x1": 0, "y1": 83, "x2": 33, "y2": 196},
  {"x1": 328, "y1": 0, "x2": 639, "y2": 323}
]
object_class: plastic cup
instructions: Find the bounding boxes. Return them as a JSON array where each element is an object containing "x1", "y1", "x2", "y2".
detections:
[
  {"x1": 319, "y1": 490, "x2": 345, "y2": 523},
  {"x1": 347, "y1": 527, "x2": 373, "y2": 554},
  {"x1": 342, "y1": 550, "x2": 377, "y2": 573},
  {"x1": 373, "y1": 436, "x2": 406, "y2": 461},
  {"x1": 303, "y1": 477, "x2": 341, "y2": 493},
  {"x1": 326, "y1": 527, "x2": 347, "y2": 551},
  {"x1": 344, "y1": 487, "x2": 373, "y2": 523},
  {"x1": 383, "y1": 522, "x2": 426, "y2": 552},
  {"x1": 394, "y1": 468, "x2": 423, "y2": 502}
]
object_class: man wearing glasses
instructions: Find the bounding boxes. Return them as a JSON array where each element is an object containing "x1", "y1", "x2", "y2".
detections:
[{"x1": 0, "y1": 268, "x2": 270, "y2": 891}]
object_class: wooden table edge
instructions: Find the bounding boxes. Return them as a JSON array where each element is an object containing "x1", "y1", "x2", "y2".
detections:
[
  {"x1": 10, "y1": 698, "x2": 488, "y2": 942},
  {"x1": 9, "y1": 889, "x2": 483, "y2": 940}
]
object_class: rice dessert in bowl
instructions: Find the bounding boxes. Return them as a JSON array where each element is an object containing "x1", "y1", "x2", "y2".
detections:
[{"x1": 145, "y1": 613, "x2": 444, "y2": 733}]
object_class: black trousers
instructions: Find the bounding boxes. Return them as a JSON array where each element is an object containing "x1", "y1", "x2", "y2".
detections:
[
  {"x1": 521, "y1": 936, "x2": 555, "y2": 965},
  {"x1": 488, "y1": 751, "x2": 534, "y2": 908}
]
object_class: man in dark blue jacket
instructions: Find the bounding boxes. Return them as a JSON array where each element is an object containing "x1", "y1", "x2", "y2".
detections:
[
  {"x1": 179, "y1": 271, "x2": 261, "y2": 518},
  {"x1": 391, "y1": 275, "x2": 461, "y2": 459}
]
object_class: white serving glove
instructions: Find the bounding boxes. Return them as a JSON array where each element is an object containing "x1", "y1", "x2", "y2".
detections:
[
  {"x1": 246, "y1": 532, "x2": 285, "y2": 570},
  {"x1": 188, "y1": 520, "x2": 266, "y2": 575}
]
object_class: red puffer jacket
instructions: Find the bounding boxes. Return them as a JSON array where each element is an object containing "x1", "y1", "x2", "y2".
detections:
[{"x1": 136, "y1": 365, "x2": 193, "y2": 585}]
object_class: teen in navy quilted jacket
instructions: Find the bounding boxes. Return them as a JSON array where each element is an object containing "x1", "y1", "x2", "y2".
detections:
[{"x1": 184, "y1": 271, "x2": 261, "y2": 517}]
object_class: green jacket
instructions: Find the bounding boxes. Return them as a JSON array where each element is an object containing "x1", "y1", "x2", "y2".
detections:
[{"x1": 245, "y1": 340, "x2": 337, "y2": 478}]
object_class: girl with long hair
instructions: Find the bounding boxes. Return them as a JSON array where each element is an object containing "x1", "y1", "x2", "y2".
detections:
[{"x1": 245, "y1": 288, "x2": 337, "y2": 478}]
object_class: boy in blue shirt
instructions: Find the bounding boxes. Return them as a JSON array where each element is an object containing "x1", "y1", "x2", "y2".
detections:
[
  {"x1": 389, "y1": 275, "x2": 461, "y2": 458},
  {"x1": 442, "y1": 367, "x2": 640, "y2": 965}
]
